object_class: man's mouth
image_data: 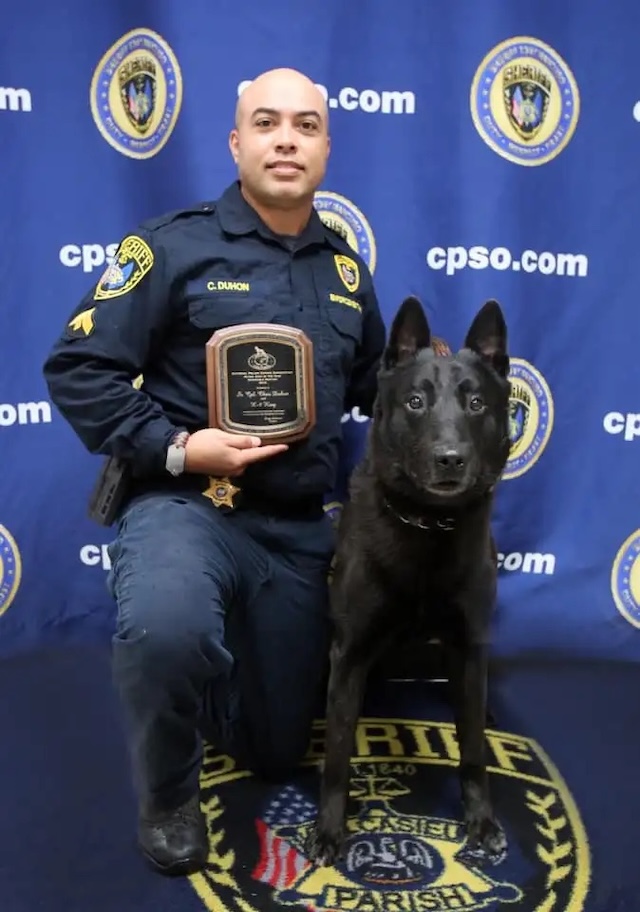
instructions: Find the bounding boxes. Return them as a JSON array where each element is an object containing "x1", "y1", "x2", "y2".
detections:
[{"x1": 267, "y1": 161, "x2": 304, "y2": 174}]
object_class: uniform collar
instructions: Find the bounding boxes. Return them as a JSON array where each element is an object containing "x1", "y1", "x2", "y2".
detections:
[{"x1": 216, "y1": 180, "x2": 339, "y2": 251}]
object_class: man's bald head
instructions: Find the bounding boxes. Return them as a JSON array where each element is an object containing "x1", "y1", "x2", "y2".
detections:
[
  {"x1": 229, "y1": 68, "x2": 331, "y2": 220},
  {"x1": 234, "y1": 68, "x2": 329, "y2": 129}
]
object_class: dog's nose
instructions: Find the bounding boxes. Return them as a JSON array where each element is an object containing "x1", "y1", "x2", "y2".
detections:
[{"x1": 434, "y1": 447, "x2": 466, "y2": 475}]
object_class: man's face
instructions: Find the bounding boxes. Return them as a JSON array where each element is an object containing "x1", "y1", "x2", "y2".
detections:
[{"x1": 229, "y1": 74, "x2": 330, "y2": 210}]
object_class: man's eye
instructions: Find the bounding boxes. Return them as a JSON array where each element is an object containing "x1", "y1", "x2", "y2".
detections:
[{"x1": 407, "y1": 395, "x2": 423, "y2": 410}]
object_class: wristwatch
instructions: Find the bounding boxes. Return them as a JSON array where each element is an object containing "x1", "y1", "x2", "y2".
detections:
[{"x1": 165, "y1": 430, "x2": 190, "y2": 477}]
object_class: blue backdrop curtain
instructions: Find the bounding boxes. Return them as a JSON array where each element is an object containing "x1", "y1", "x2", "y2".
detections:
[{"x1": 2, "y1": 0, "x2": 639, "y2": 663}]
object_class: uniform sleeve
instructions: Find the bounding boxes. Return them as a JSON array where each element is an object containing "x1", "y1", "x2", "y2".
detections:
[
  {"x1": 344, "y1": 279, "x2": 387, "y2": 417},
  {"x1": 42, "y1": 228, "x2": 182, "y2": 477}
]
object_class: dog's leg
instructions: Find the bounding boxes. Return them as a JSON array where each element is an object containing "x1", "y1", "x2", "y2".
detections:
[
  {"x1": 447, "y1": 642, "x2": 507, "y2": 866},
  {"x1": 305, "y1": 636, "x2": 368, "y2": 865}
]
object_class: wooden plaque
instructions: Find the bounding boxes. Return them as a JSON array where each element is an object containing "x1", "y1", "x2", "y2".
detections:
[{"x1": 205, "y1": 323, "x2": 316, "y2": 444}]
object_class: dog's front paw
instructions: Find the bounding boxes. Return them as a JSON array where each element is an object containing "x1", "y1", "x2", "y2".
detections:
[
  {"x1": 456, "y1": 815, "x2": 507, "y2": 867},
  {"x1": 304, "y1": 822, "x2": 346, "y2": 866}
]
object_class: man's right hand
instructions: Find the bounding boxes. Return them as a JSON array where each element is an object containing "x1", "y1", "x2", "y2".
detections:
[{"x1": 183, "y1": 428, "x2": 289, "y2": 477}]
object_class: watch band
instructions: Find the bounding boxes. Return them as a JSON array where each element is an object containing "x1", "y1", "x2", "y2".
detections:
[{"x1": 165, "y1": 430, "x2": 190, "y2": 477}]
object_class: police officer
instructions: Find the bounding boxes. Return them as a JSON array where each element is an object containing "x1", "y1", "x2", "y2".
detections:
[{"x1": 43, "y1": 68, "x2": 387, "y2": 876}]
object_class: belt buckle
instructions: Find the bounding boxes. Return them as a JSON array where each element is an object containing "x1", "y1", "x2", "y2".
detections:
[{"x1": 202, "y1": 476, "x2": 240, "y2": 510}]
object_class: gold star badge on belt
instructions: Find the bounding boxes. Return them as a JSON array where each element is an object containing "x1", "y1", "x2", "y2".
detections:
[{"x1": 202, "y1": 477, "x2": 240, "y2": 509}]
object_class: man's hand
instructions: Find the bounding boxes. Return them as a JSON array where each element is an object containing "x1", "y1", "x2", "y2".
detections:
[{"x1": 184, "y1": 428, "x2": 288, "y2": 477}]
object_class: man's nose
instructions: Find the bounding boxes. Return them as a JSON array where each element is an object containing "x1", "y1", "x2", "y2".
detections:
[{"x1": 275, "y1": 123, "x2": 296, "y2": 149}]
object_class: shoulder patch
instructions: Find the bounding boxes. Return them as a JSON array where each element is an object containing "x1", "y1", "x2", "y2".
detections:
[{"x1": 94, "y1": 235, "x2": 154, "y2": 301}]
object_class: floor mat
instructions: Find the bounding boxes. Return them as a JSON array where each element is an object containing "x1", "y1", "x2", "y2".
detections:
[{"x1": 0, "y1": 645, "x2": 636, "y2": 911}]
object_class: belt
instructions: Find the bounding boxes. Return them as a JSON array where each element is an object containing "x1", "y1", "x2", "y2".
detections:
[
  {"x1": 120, "y1": 471, "x2": 326, "y2": 523},
  {"x1": 201, "y1": 476, "x2": 325, "y2": 519}
]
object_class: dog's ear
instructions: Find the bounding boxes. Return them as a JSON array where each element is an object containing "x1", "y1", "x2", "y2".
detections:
[
  {"x1": 464, "y1": 299, "x2": 509, "y2": 378},
  {"x1": 384, "y1": 296, "x2": 432, "y2": 368}
]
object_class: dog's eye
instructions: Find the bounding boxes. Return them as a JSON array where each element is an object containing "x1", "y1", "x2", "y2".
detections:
[
  {"x1": 469, "y1": 395, "x2": 485, "y2": 411},
  {"x1": 407, "y1": 395, "x2": 424, "y2": 410}
]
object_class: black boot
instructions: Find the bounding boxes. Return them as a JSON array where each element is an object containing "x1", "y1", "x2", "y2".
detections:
[{"x1": 137, "y1": 793, "x2": 208, "y2": 876}]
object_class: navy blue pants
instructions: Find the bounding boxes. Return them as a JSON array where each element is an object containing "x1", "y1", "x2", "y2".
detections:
[{"x1": 106, "y1": 489, "x2": 335, "y2": 812}]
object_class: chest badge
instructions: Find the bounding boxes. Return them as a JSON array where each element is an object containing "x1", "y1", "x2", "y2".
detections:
[{"x1": 334, "y1": 254, "x2": 360, "y2": 293}]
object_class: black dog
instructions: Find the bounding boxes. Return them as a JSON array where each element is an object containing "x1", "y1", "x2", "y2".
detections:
[{"x1": 305, "y1": 295, "x2": 511, "y2": 867}]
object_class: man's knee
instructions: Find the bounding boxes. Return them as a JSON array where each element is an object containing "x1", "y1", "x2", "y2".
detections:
[
  {"x1": 107, "y1": 494, "x2": 237, "y2": 680},
  {"x1": 109, "y1": 559, "x2": 233, "y2": 688},
  {"x1": 113, "y1": 606, "x2": 230, "y2": 683}
]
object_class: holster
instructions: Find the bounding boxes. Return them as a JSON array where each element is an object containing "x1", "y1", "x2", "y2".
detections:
[{"x1": 87, "y1": 456, "x2": 131, "y2": 527}]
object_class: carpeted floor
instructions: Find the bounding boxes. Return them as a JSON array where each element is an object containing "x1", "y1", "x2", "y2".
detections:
[{"x1": 0, "y1": 644, "x2": 637, "y2": 911}]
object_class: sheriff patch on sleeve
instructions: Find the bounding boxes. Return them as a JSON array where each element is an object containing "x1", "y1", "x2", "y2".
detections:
[{"x1": 94, "y1": 235, "x2": 154, "y2": 300}]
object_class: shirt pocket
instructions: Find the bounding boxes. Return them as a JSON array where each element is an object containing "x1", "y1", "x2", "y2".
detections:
[
  {"x1": 187, "y1": 295, "x2": 278, "y2": 335},
  {"x1": 319, "y1": 300, "x2": 364, "y2": 378}
]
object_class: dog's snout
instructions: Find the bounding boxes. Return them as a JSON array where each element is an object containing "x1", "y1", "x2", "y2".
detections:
[{"x1": 434, "y1": 447, "x2": 467, "y2": 475}]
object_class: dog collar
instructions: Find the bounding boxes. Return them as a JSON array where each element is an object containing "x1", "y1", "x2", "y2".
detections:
[{"x1": 383, "y1": 499, "x2": 456, "y2": 532}]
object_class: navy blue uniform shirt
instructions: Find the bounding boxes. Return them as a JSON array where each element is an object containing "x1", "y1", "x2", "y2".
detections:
[{"x1": 43, "y1": 181, "x2": 387, "y2": 505}]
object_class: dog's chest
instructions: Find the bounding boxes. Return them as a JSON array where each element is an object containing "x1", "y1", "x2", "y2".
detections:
[
  {"x1": 381, "y1": 543, "x2": 471, "y2": 640},
  {"x1": 374, "y1": 525, "x2": 464, "y2": 597}
]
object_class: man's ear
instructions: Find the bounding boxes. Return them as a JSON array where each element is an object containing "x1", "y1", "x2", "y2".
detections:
[{"x1": 228, "y1": 128, "x2": 239, "y2": 164}]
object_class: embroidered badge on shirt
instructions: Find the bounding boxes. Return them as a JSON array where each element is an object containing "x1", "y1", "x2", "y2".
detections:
[
  {"x1": 334, "y1": 254, "x2": 360, "y2": 294},
  {"x1": 93, "y1": 235, "x2": 154, "y2": 300}
]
